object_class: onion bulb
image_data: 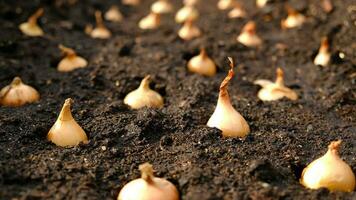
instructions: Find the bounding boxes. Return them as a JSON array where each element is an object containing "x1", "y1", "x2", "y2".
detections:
[
  {"x1": 57, "y1": 44, "x2": 87, "y2": 72},
  {"x1": 47, "y1": 98, "x2": 88, "y2": 147},
  {"x1": 254, "y1": 68, "x2": 298, "y2": 101},
  {"x1": 184, "y1": 0, "x2": 199, "y2": 6},
  {"x1": 281, "y1": 7, "x2": 305, "y2": 29},
  {"x1": 105, "y1": 6, "x2": 123, "y2": 22},
  {"x1": 151, "y1": 0, "x2": 173, "y2": 14},
  {"x1": 314, "y1": 37, "x2": 331, "y2": 67},
  {"x1": 124, "y1": 76, "x2": 164, "y2": 109},
  {"x1": 0, "y1": 77, "x2": 40, "y2": 107},
  {"x1": 300, "y1": 140, "x2": 356, "y2": 192},
  {"x1": 89, "y1": 11, "x2": 112, "y2": 39},
  {"x1": 322, "y1": 0, "x2": 333, "y2": 13},
  {"x1": 19, "y1": 8, "x2": 44, "y2": 37},
  {"x1": 187, "y1": 48, "x2": 216, "y2": 76},
  {"x1": 256, "y1": 0, "x2": 269, "y2": 8},
  {"x1": 122, "y1": 0, "x2": 141, "y2": 6},
  {"x1": 139, "y1": 12, "x2": 161, "y2": 30},
  {"x1": 228, "y1": 3, "x2": 247, "y2": 19},
  {"x1": 118, "y1": 163, "x2": 179, "y2": 200},
  {"x1": 175, "y1": 5, "x2": 199, "y2": 23},
  {"x1": 207, "y1": 57, "x2": 250, "y2": 137},
  {"x1": 237, "y1": 21, "x2": 262, "y2": 47},
  {"x1": 217, "y1": 0, "x2": 235, "y2": 10},
  {"x1": 178, "y1": 20, "x2": 201, "y2": 41}
]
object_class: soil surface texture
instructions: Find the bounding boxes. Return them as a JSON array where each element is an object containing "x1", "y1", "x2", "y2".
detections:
[{"x1": 0, "y1": 0, "x2": 355, "y2": 199}]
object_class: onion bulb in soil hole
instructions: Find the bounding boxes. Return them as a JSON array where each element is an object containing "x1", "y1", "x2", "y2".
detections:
[
  {"x1": 300, "y1": 140, "x2": 356, "y2": 192},
  {"x1": 207, "y1": 57, "x2": 250, "y2": 137},
  {"x1": 118, "y1": 163, "x2": 179, "y2": 200},
  {"x1": 47, "y1": 98, "x2": 88, "y2": 147},
  {"x1": 0, "y1": 77, "x2": 40, "y2": 107},
  {"x1": 19, "y1": 8, "x2": 44, "y2": 37}
]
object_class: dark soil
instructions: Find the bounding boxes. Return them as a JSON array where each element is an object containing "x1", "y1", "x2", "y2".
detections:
[{"x1": 0, "y1": 0, "x2": 355, "y2": 199}]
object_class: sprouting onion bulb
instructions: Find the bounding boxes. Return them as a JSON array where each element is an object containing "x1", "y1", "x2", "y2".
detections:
[
  {"x1": 0, "y1": 77, "x2": 40, "y2": 107},
  {"x1": 254, "y1": 68, "x2": 298, "y2": 101},
  {"x1": 124, "y1": 76, "x2": 164, "y2": 109},
  {"x1": 256, "y1": 0, "x2": 269, "y2": 8},
  {"x1": 57, "y1": 44, "x2": 87, "y2": 72},
  {"x1": 19, "y1": 8, "x2": 44, "y2": 37},
  {"x1": 187, "y1": 48, "x2": 216, "y2": 76},
  {"x1": 105, "y1": 6, "x2": 123, "y2": 22},
  {"x1": 207, "y1": 57, "x2": 250, "y2": 137},
  {"x1": 281, "y1": 7, "x2": 305, "y2": 29},
  {"x1": 122, "y1": 0, "x2": 141, "y2": 6},
  {"x1": 228, "y1": 3, "x2": 247, "y2": 19},
  {"x1": 300, "y1": 140, "x2": 356, "y2": 192},
  {"x1": 178, "y1": 20, "x2": 201, "y2": 41},
  {"x1": 175, "y1": 5, "x2": 199, "y2": 23},
  {"x1": 151, "y1": 0, "x2": 173, "y2": 14},
  {"x1": 139, "y1": 12, "x2": 161, "y2": 30},
  {"x1": 237, "y1": 21, "x2": 262, "y2": 47},
  {"x1": 217, "y1": 0, "x2": 235, "y2": 10},
  {"x1": 118, "y1": 163, "x2": 179, "y2": 200},
  {"x1": 314, "y1": 37, "x2": 331, "y2": 67},
  {"x1": 47, "y1": 98, "x2": 88, "y2": 147},
  {"x1": 89, "y1": 11, "x2": 112, "y2": 39},
  {"x1": 184, "y1": 0, "x2": 199, "y2": 6}
]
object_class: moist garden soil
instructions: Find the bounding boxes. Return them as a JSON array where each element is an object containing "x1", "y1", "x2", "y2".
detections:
[{"x1": 0, "y1": 0, "x2": 355, "y2": 199}]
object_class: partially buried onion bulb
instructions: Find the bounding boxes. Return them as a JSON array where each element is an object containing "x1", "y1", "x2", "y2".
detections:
[
  {"x1": 207, "y1": 57, "x2": 250, "y2": 137},
  {"x1": 178, "y1": 20, "x2": 201, "y2": 41},
  {"x1": 228, "y1": 3, "x2": 247, "y2": 19},
  {"x1": 187, "y1": 48, "x2": 216, "y2": 76},
  {"x1": 122, "y1": 0, "x2": 140, "y2": 6},
  {"x1": 19, "y1": 8, "x2": 44, "y2": 37},
  {"x1": 0, "y1": 77, "x2": 40, "y2": 107},
  {"x1": 139, "y1": 12, "x2": 160, "y2": 30},
  {"x1": 175, "y1": 5, "x2": 199, "y2": 23},
  {"x1": 124, "y1": 75, "x2": 164, "y2": 109},
  {"x1": 300, "y1": 140, "x2": 355, "y2": 192},
  {"x1": 47, "y1": 98, "x2": 88, "y2": 147},
  {"x1": 254, "y1": 68, "x2": 298, "y2": 101},
  {"x1": 314, "y1": 37, "x2": 331, "y2": 67},
  {"x1": 118, "y1": 163, "x2": 179, "y2": 200},
  {"x1": 151, "y1": 0, "x2": 173, "y2": 14},
  {"x1": 105, "y1": 6, "x2": 123, "y2": 22},
  {"x1": 217, "y1": 0, "x2": 235, "y2": 10},
  {"x1": 281, "y1": 6, "x2": 305, "y2": 29},
  {"x1": 237, "y1": 21, "x2": 262, "y2": 47},
  {"x1": 57, "y1": 44, "x2": 88, "y2": 72},
  {"x1": 89, "y1": 11, "x2": 112, "y2": 39}
]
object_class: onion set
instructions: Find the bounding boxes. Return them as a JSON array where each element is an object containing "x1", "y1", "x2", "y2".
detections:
[
  {"x1": 175, "y1": 5, "x2": 199, "y2": 23},
  {"x1": 19, "y1": 8, "x2": 44, "y2": 37},
  {"x1": 0, "y1": 77, "x2": 40, "y2": 107},
  {"x1": 89, "y1": 11, "x2": 112, "y2": 39},
  {"x1": 217, "y1": 0, "x2": 235, "y2": 10},
  {"x1": 57, "y1": 45, "x2": 88, "y2": 72},
  {"x1": 122, "y1": 0, "x2": 141, "y2": 6},
  {"x1": 254, "y1": 68, "x2": 298, "y2": 101},
  {"x1": 314, "y1": 37, "x2": 331, "y2": 67},
  {"x1": 139, "y1": 12, "x2": 161, "y2": 30},
  {"x1": 281, "y1": 7, "x2": 306, "y2": 29},
  {"x1": 118, "y1": 163, "x2": 179, "y2": 200},
  {"x1": 228, "y1": 3, "x2": 247, "y2": 19},
  {"x1": 207, "y1": 57, "x2": 250, "y2": 137},
  {"x1": 300, "y1": 140, "x2": 355, "y2": 192},
  {"x1": 124, "y1": 76, "x2": 164, "y2": 109},
  {"x1": 187, "y1": 48, "x2": 216, "y2": 76},
  {"x1": 105, "y1": 6, "x2": 123, "y2": 22},
  {"x1": 178, "y1": 20, "x2": 201, "y2": 41},
  {"x1": 47, "y1": 98, "x2": 88, "y2": 147},
  {"x1": 151, "y1": 0, "x2": 173, "y2": 14},
  {"x1": 237, "y1": 21, "x2": 262, "y2": 47}
]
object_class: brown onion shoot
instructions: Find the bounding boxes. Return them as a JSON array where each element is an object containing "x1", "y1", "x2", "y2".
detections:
[
  {"x1": 187, "y1": 48, "x2": 216, "y2": 76},
  {"x1": 57, "y1": 45, "x2": 88, "y2": 72},
  {"x1": 19, "y1": 8, "x2": 44, "y2": 37}
]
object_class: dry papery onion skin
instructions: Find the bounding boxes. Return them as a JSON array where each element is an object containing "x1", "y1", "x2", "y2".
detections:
[
  {"x1": 19, "y1": 8, "x2": 44, "y2": 37},
  {"x1": 0, "y1": 77, "x2": 40, "y2": 107},
  {"x1": 207, "y1": 57, "x2": 250, "y2": 137},
  {"x1": 124, "y1": 76, "x2": 164, "y2": 109},
  {"x1": 57, "y1": 44, "x2": 88, "y2": 72},
  {"x1": 118, "y1": 162, "x2": 179, "y2": 200},
  {"x1": 300, "y1": 140, "x2": 356, "y2": 192},
  {"x1": 47, "y1": 98, "x2": 88, "y2": 147}
]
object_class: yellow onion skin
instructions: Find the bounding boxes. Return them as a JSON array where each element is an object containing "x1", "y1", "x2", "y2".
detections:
[
  {"x1": 118, "y1": 163, "x2": 179, "y2": 200},
  {"x1": 124, "y1": 76, "x2": 164, "y2": 109},
  {"x1": 207, "y1": 58, "x2": 250, "y2": 137},
  {"x1": 0, "y1": 77, "x2": 40, "y2": 107},
  {"x1": 300, "y1": 140, "x2": 356, "y2": 192},
  {"x1": 47, "y1": 98, "x2": 88, "y2": 147}
]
